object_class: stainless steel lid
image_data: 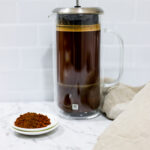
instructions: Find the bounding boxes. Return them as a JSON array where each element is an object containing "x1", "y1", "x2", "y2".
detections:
[
  {"x1": 53, "y1": 7, "x2": 104, "y2": 15},
  {"x1": 53, "y1": 0, "x2": 103, "y2": 15}
]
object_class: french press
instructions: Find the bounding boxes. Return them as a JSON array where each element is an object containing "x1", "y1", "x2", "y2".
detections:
[{"x1": 52, "y1": 0, "x2": 124, "y2": 119}]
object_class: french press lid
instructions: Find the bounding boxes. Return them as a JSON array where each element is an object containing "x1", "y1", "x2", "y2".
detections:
[
  {"x1": 53, "y1": 0, "x2": 103, "y2": 15},
  {"x1": 53, "y1": 0, "x2": 104, "y2": 25}
]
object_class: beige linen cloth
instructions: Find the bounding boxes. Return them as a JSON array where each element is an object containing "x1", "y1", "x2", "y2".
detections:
[
  {"x1": 101, "y1": 78, "x2": 144, "y2": 119},
  {"x1": 94, "y1": 81, "x2": 150, "y2": 150}
]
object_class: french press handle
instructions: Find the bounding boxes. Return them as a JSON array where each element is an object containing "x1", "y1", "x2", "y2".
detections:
[{"x1": 103, "y1": 28, "x2": 124, "y2": 88}]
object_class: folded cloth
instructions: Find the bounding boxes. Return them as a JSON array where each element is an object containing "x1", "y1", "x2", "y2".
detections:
[
  {"x1": 94, "y1": 82, "x2": 150, "y2": 150},
  {"x1": 101, "y1": 78, "x2": 144, "y2": 119}
]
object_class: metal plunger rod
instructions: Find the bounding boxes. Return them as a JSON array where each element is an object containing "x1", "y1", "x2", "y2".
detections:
[
  {"x1": 76, "y1": 0, "x2": 79, "y2": 6},
  {"x1": 75, "y1": 0, "x2": 80, "y2": 7}
]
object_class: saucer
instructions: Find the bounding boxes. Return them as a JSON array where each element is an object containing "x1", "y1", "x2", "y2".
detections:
[{"x1": 11, "y1": 113, "x2": 59, "y2": 135}]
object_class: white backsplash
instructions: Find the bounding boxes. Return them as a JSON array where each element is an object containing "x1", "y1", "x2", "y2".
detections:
[{"x1": 0, "y1": 0, "x2": 149, "y2": 101}]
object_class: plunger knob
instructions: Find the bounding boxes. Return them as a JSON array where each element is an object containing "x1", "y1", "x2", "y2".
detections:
[{"x1": 75, "y1": 0, "x2": 81, "y2": 7}]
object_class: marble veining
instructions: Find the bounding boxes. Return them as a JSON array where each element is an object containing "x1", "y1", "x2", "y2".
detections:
[{"x1": 0, "y1": 102, "x2": 112, "y2": 150}]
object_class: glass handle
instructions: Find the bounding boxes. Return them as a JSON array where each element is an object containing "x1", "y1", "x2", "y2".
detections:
[{"x1": 103, "y1": 28, "x2": 124, "y2": 88}]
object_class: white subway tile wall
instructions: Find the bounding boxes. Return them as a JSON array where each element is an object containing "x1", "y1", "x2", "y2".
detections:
[{"x1": 0, "y1": 0, "x2": 149, "y2": 101}]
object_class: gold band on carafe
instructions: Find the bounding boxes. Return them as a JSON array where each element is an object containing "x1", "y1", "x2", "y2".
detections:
[
  {"x1": 58, "y1": 82, "x2": 100, "y2": 88},
  {"x1": 56, "y1": 24, "x2": 100, "y2": 32}
]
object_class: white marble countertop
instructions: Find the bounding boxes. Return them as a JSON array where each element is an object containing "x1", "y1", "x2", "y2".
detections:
[{"x1": 0, "y1": 102, "x2": 112, "y2": 150}]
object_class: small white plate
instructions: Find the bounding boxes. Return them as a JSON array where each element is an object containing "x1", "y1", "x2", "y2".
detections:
[
  {"x1": 11, "y1": 123, "x2": 59, "y2": 135},
  {"x1": 11, "y1": 113, "x2": 59, "y2": 135}
]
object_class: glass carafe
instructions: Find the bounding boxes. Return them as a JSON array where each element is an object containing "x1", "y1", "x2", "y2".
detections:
[{"x1": 51, "y1": 1, "x2": 124, "y2": 119}]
